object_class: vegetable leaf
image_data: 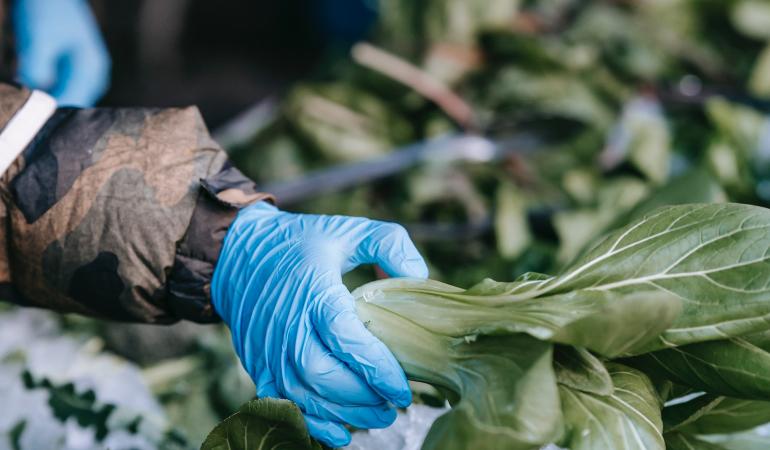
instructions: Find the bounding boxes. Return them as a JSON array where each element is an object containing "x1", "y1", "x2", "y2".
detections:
[
  {"x1": 665, "y1": 432, "x2": 728, "y2": 450},
  {"x1": 700, "y1": 429, "x2": 770, "y2": 450},
  {"x1": 508, "y1": 203, "x2": 770, "y2": 350},
  {"x1": 22, "y1": 370, "x2": 116, "y2": 441},
  {"x1": 664, "y1": 393, "x2": 770, "y2": 435},
  {"x1": 357, "y1": 300, "x2": 564, "y2": 450},
  {"x1": 355, "y1": 278, "x2": 680, "y2": 357},
  {"x1": 553, "y1": 346, "x2": 613, "y2": 396},
  {"x1": 663, "y1": 393, "x2": 723, "y2": 432},
  {"x1": 200, "y1": 398, "x2": 326, "y2": 450},
  {"x1": 668, "y1": 427, "x2": 770, "y2": 450},
  {"x1": 626, "y1": 337, "x2": 770, "y2": 399},
  {"x1": 558, "y1": 363, "x2": 664, "y2": 450}
]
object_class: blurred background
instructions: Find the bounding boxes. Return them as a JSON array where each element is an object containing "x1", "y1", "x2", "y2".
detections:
[{"x1": 4, "y1": 0, "x2": 770, "y2": 448}]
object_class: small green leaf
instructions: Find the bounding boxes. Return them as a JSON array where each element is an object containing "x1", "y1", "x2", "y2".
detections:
[
  {"x1": 200, "y1": 398, "x2": 326, "y2": 450},
  {"x1": 731, "y1": 0, "x2": 770, "y2": 40},
  {"x1": 22, "y1": 371, "x2": 115, "y2": 441},
  {"x1": 558, "y1": 363, "x2": 664, "y2": 450},
  {"x1": 618, "y1": 169, "x2": 726, "y2": 227},
  {"x1": 626, "y1": 337, "x2": 770, "y2": 399},
  {"x1": 553, "y1": 346, "x2": 613, "y2": 396},
  {"x1": 663, "y1": 393, "x2": 722, "y2": 432},
  {"x1": 665, "y1": 394, "x2": 770, "y2": 435},
  {"x1": 665, "y1": 432, "x2": 728, "y2": 450},
  {"x1": 494, "y1": 181, "x2": 532, "y2": 260},
  {"x1": 701, "y1": 429, "x2": 770, "y2": 450},
  {"x1": 9, "y1": 420, "x2": 25, "y2": 450},
  {"x1": 749, "y1": 45, "x2": 770, "y2": 98}
]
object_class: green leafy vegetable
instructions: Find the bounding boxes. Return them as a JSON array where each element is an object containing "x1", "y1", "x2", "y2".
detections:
[{"x1": 201, "y1": 398, "x2": 327, "y2": 450}]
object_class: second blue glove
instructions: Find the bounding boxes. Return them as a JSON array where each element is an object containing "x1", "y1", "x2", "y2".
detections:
[{"x1": 13, "y1": 0, "x2": 111, "y2": 106}]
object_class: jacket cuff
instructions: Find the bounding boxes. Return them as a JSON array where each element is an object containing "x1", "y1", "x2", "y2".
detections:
[{"x1": 166, "y1": 162, "x2": 274, "y2": 322}]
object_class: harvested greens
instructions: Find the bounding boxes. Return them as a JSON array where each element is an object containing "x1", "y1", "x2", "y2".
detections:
[{"x1": 229, "y1": 0, "x2": 770, "y2": 288}]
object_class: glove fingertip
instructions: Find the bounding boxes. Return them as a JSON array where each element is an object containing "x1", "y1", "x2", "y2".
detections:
[
  {"x1": 393, "y1": 387, "x2": 413, "y2": 409},
  {"x1": 365, "y1": 358, "x2": 412, "y2": 408},
  {"x1": 391, "y1": 234, "x2": 429, "y2": 279},
  {"x1": 305, "y1": 415, "x2": 351, "y2": 448},
  {"x1": 400, "y1": 258, "x2": 429, "y2": 279},
  {"x1": 380, "y1": 254, "x2": 428, "y2": 279},
  {"x1": 382, "y1": 375, "x2": 412, "y2": 409}
]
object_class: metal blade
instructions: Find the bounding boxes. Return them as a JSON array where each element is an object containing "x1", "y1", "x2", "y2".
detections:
[{"x1": 265, "y1": 132, "x2": 541, "y2": 206}]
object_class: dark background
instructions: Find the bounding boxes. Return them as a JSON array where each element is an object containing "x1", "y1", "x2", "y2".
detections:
[{"x1": 94, "y1": 0, "x2": 376, "y2": 128}]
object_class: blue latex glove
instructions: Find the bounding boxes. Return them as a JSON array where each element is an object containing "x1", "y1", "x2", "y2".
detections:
[
  {"x1": 212, "y1": 202, "x2": 428, "y2": 447},
  {"x1": 12, "y1": 0, "x2": 111, "y2": 106}
]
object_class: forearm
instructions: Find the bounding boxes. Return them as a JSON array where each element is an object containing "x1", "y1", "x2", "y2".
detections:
[{"x1": 0, "y1": 83, "x2": 272, "y2": 322}]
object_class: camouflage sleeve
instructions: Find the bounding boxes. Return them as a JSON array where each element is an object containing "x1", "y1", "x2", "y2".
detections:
[{"x1": 0, "y1": 84, "x2": 273, "y2": 323}]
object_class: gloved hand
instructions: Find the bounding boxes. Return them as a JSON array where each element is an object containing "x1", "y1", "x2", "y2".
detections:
[
  {"x1": 12, "y1": 0, "x2": 111, "y2": 106},
  {"x1": 211, "y1": 201, "x2": 429, "y2": 447}
]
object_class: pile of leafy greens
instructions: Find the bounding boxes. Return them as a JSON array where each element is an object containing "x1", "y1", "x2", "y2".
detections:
[
  {"x1": 201, "y1": 202, "x2": 770, "y2": 450},
  {"x1": 229, "y1": 0, "x2": 770, "y2": 288}
]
